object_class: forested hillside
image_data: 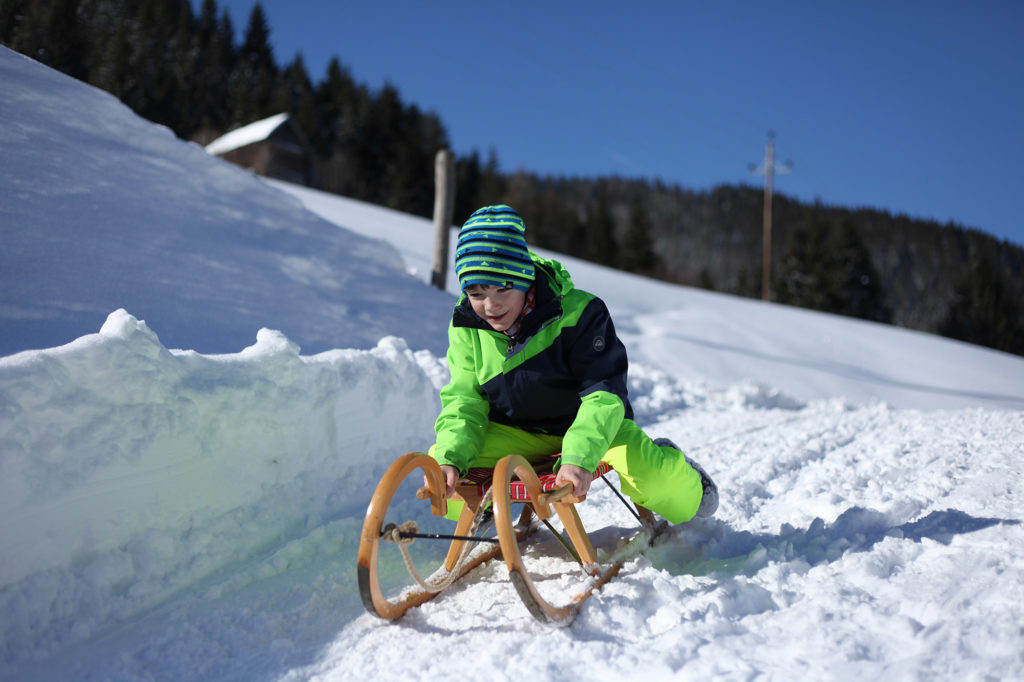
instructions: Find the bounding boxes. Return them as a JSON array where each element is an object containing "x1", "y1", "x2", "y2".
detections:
[{"x1": 3, "y1": 0, "x2": 1022, "y2": 356}]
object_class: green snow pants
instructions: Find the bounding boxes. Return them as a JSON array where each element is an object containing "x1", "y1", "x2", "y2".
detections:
[{"x1": 428, "y1": 419, "x2": 703, "y2": 524}]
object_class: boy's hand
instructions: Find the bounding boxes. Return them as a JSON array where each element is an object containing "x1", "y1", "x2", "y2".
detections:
[
  {"x1": 424, "y1": 465, "x2": 460, "y2": 499},
  {"x1": 554, "y1": 463, "x2": 592, "y2": 498},
  {"x1": 439, "y1": 465, "x2": 460, "y2": 498}
]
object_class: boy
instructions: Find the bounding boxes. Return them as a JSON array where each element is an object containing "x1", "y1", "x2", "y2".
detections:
[{"x1": 428, "y1": 205, "x2": 717, "y2": 523}]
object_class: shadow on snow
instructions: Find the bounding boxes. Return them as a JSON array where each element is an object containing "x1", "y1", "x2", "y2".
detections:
[{"x1": 649, "y1": 507, "x2": 1020, "y2": 577}]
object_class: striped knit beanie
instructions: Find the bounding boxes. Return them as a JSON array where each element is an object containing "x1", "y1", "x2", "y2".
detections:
[{"x1": 454, "y1": 205, "x2": 535, "y2": 291}]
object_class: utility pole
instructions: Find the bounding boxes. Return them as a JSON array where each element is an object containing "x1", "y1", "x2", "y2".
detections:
[{"x1": 750, "y1": 131, "x2": 791, "y2": 302}]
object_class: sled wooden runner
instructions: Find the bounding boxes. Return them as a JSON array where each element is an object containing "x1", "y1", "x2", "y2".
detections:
[
  {"x1": 357, "y1": 452, "x2": 663, "y2": 625},
  {"x1": 492, "y1": 454, "x2": 638, "y2": 624}
]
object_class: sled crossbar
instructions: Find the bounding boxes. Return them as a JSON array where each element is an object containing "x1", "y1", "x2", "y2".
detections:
[{"x1": 386, "y1": 529, "x2": 500, "y2": 544}]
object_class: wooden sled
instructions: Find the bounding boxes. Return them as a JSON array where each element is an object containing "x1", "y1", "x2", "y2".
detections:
[{"x1": 357, "y1": 452, "x2": 665, "y2": 625}]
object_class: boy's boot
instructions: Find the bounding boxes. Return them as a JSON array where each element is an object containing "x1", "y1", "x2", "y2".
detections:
[{"x1": 653, "y1": 438, "x2": 719, "y2": 519}]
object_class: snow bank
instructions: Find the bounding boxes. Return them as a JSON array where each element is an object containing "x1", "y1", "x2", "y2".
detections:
[{"x1": 0, "y1": 310, "x2": 442, "y2": 665}]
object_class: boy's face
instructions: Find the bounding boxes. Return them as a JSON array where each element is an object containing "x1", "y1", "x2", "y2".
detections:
[{"x1": 465, "y1": 284, "x2": 526, "y2": 332}]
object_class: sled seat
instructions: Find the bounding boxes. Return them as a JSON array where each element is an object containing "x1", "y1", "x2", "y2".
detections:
[{"x1": 460, "y1": 458, "x2": 613, "y2": 502}]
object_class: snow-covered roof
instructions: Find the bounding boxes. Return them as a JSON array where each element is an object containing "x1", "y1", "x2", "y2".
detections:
[{"x1": 205, "y1": 112, "x2": 290, "y2": 155}]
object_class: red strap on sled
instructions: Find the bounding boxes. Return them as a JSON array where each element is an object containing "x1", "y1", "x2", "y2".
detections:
[{"x1": 462, "y1": 459, "x2": 613, "y2": 502}]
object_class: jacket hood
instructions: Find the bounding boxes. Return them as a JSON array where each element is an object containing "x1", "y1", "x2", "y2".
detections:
[{"x1": 530, "y1": 253, "x2": 575, "y2": 297}]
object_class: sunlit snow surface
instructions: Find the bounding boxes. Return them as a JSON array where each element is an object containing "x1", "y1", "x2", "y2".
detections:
[{"x1": 2, "y1": 47, "x2": 1023, "y2": 681}]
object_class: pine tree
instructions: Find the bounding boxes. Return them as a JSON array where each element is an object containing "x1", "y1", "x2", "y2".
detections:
[
  {"x1": 230, "y1": 3, "x2": 277, "y2": 125},
  {"x1": 314, "y1": 58, "x2": 368, "y2": 194},
  {"x1": 829, "y1": 221, "x2": 891, "y2": 322},
  {"x1": 274, "y1": 54, "x2": 316, "y2": 137},
  {"x1": 775, "y1": 208, "x2": 890, "y2": 322},
  {"x1": 620, "y1": 198, "x2": 657, "y2": 274},
  {"x1": 7, "y1": 0, "x2": 79, "y2": 76},
  {"x1": 187, "y1": 0, "x2": 235, "y2": 138},
  {"x1": 38, "y1": 0, "x2": 88, "y2": 79},
  {"x1": 6, "y1": 0, "x2": 43, "y2": 60},
  {"x1": 166, "y1": 0, "x2": 200, "y2": 134},
  {"x1": 584, "y1": 186, "x2": 617, "y2": 266},
  {"x1": 89, "y1": 8, "x2": 132, "y2": 102},
  {"x1": 939, "y1": 254, "x2": 1024, "y2": 355},
  {"x1": 697, "y1": 268, "x2": 715, "y2": 290},
  {"x1": 357, "y1": 82, "x2": 404, "y2": 206},
  {"x1": 775, "y1": 209, "x2": 832, "y2": 310},
  {"x1": 476, "y1": 148, "x2": 506, "y2": 206},
  {"x1": 0, "y1": 0, "x2": 26, "y2": 44},
  {"x1": 455, "y1": 151, "x2": 482, "y2": 223},
  {"x1": 407, "y1": 111, "x2": 450, "y2": 215}
]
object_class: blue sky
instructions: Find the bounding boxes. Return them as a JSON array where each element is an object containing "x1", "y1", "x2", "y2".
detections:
[{"x1": 205, "y1": 1, "x2": 1024, "y2": 248}]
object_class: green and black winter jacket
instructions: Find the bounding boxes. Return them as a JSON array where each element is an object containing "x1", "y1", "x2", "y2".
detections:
[{"x1": 432, "y1": 254, "x2": 634, "y2": 475}]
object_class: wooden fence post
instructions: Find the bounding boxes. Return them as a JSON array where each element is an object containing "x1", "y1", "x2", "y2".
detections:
[{"x1": 430, "y1": 149, "x2": 456, "y2": 290}]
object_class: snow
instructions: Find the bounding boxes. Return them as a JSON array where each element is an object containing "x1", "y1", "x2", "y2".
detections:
[
  {"x1": 1, "y1": 46, "x2": 1023, "y2": 681},
  {"x1": 205, "y1": 112, "x2": 291, "y2": 155},
  {"x1": 0, "y1": 54, "x2": 451, "y2": 359}
]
